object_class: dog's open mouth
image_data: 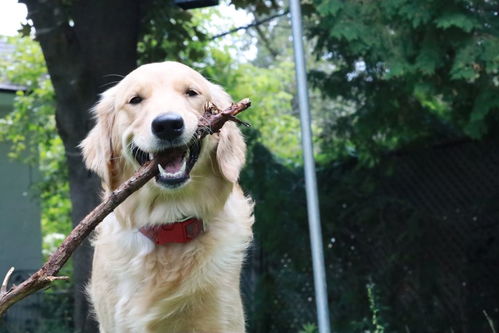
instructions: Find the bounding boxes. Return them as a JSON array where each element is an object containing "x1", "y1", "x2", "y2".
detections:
[{"x1": 131, "y1": 141, "x2": 201, "y2": 188}]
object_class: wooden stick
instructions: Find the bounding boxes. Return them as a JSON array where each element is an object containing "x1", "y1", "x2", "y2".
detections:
[{"x1": 0, "y1": 98, "x2": 251, "y2": 316}]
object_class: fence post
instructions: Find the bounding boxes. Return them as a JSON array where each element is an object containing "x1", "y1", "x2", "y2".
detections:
[{"x1": 289, "y1": 1, "x2": 332, "y2": 332}]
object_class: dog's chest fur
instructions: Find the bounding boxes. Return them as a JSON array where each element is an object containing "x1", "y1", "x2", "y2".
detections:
[{"x1": 88, "y1": 191, "x2": 253, "y2": 333}]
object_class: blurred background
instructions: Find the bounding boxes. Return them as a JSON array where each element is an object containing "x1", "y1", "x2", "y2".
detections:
[{"x1": 0, "y1": 0, "x2": 498, "y2": 332}]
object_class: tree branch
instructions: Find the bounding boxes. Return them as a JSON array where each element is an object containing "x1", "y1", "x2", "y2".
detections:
[
  {"x1": 211, "y1": 11, "x2": 288, "y2": 40},
  {"x1": 250, "y1": 9, "x2": 280, "y2": 58},
  {"x1": 0, "y1": 99, "x2": 251, "y2": 316}
]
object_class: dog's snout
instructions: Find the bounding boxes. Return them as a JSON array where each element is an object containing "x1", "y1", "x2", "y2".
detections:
[{"x1": 151, "y1": 113, "x2": 184, "y2": 140}]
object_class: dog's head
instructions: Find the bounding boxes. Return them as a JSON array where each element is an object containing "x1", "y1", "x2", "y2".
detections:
[{"x1": 80, "y1": 62, "x2": 246, "y2": 194}]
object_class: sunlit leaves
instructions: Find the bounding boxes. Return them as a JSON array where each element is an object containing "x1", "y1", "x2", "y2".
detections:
[
  {"x1": 0, "y1": 36, "x2": 71, "y2": 255},
  {"x1": 200, "y1": 47, "x2": 302, "y2": 166},
  {"x1": 0, "y1": 36, "x2": 55, "y2": 163}
]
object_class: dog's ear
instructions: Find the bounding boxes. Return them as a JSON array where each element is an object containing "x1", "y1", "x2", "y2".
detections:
[
  {"x1": 80, "y1": 87, "x2": 120, "y2": 188},
  {"x1": 216, "y1": 122, "x2": 246, "y2": 183},
  {"x1": 210, "y1": 83, "x2": 246, "y2": 183}
]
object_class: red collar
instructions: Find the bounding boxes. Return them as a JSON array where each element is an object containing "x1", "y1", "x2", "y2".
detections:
[{"x1": 139, "y1": 218, "x2": 204, "y2": 245}]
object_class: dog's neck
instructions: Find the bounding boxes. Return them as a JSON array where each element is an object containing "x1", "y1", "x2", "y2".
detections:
[{"x1": 111, "y1": 173, "x2": 233, "y2": 246}]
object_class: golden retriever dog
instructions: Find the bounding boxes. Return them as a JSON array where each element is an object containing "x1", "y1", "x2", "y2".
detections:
[{"x1": 80, "y1": 61, "x2": 254, "y2": 333}]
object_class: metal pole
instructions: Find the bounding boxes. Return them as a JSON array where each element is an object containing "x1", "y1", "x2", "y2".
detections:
[{"x1": 289, "y1": 1, "x2": 332, "y2": 332}]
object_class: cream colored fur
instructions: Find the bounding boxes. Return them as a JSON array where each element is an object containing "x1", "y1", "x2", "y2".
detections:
[{"x1": 80, "y1": 62, "x2": 253, "y2": 333}]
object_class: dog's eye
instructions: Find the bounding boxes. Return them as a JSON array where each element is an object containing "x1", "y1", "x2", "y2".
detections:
[
  {"x1": 186, "y1": 89, "x2": 199, "y2": 97},
  {"x1": 129, "y1": 96, "x2": 143, "y2": 105}
]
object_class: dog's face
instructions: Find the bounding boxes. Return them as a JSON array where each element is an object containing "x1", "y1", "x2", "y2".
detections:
[{"x1": 81, "y1": 62, "x2": 245, "y2": 194}]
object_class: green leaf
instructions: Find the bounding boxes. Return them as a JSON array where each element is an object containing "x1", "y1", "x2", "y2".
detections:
[
  {"x1": 435, "y1": 12, "x2": 478, "y2": 32},
  {"x1": 316, "y1": 0, "x2": 343, "y2": 16},
  {"x1": 465, "y1": 90, "x2": 499, "y2": 138},
  {"x1": 414, "y1": 33, "x2": 441, "y2": 75},
  {"x1": 450, "y1": 40, "x2": 480, "y2": 81}
]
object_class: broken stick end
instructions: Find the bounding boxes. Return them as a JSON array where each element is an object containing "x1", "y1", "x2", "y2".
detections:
[{"x1": 1, "y1": 267, "x2": 15, "y2": 295}]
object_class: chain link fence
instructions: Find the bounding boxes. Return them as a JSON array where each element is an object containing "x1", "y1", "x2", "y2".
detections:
[{"x1": 243, "y1": 140, "x2": 499, "y2": 333}]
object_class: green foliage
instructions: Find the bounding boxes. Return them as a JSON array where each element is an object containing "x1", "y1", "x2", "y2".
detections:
[
  {"x1": 199, "y1": 47, "x2": 303, "y2": 166},
  {"x1": 138, "y1": 0, "x2": 208, "y2": 64},
  {"x1": 242, "y1": 5, "x2": 360, "y2": 165},
  {"x1": 0, "y1": 37, "x2": 55, "y2": 163},
  {"x1": 299, "y1": 322, "x2": 318, "y2": 333},
  {"x1": 309, "y1": 0, "x2": 499, "y2": 162},
  {"x1": 231, "y1": 61, "x2": 301, "y2": 166},
  {"x1": 367, "y1": 281, "x2": 389, "y2": 333},
  {"x1": 0, "y1": 36, "x2": 72, "y2": 258}
]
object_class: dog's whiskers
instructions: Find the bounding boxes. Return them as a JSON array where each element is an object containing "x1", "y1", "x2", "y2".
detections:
[
  {"x1": 100, "y1": 80, "x2": 122, "y2": 89},
  {"x1": 103, "y1": 73, "x2": 125, "y2": 79}
]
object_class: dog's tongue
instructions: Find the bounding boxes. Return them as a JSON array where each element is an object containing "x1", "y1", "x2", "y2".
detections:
[{"x1": 157, "y1": 148, "x2": 185, "y2": 173}]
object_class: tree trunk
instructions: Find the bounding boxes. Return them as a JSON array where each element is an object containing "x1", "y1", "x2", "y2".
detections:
[{"x1": 21, "y1": 1, "x2": 141, "y2": 331}]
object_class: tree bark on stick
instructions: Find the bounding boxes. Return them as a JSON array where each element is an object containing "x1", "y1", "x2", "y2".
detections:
[{"x1": 0, "y1": 98, "x2": 251, "y2": 317}]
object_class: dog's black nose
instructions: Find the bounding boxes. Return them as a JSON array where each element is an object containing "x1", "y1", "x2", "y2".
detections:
[{"x1": 151, "y1": 113, "x2": 184, "y2": 140}]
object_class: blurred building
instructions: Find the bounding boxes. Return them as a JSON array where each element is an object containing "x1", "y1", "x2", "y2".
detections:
[{"x1": 0, "y1": 38, "x2": 42, "y2": 333}]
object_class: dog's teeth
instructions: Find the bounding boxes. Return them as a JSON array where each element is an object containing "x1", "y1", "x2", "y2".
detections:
[
  {"x1": 149, "y1": 153, "x2": 154, "y2": 160},
  {"x1": 158, "y1": 164, "x2": 167, "y2": 177},
  {"x1": 180, "y1": 158, "x2": 187, "y2": 174}
]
